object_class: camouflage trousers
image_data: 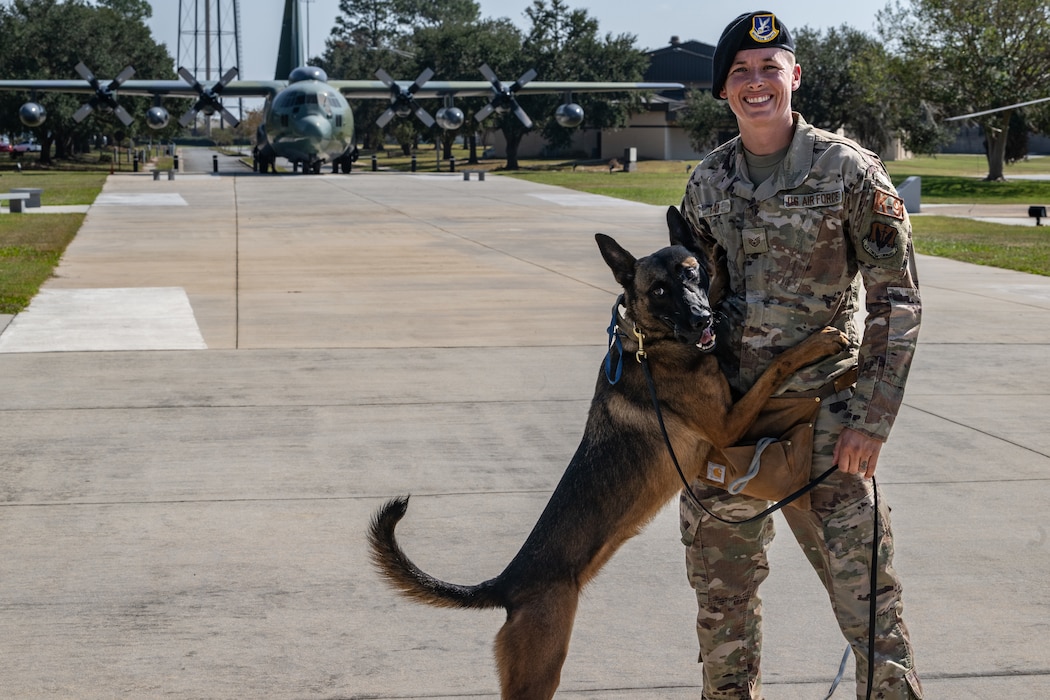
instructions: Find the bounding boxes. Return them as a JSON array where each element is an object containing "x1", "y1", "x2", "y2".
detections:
[{"x1": 679, "y1": 388, "x2": 923, "y2": 699}]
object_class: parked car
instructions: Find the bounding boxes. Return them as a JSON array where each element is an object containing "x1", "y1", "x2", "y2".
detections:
[
  {"x1": 0, "y1": 138, "x2": 12, "y2": 153},
  {"x1": 13, "y1": 141, "x2": 41, "y2": 152}
]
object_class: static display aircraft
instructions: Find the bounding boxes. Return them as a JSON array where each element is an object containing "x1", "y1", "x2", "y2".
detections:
[
  {"x1": 0, "y1": 0, "x2": 682, "y2": 174},
  {"x1": 945, "y1": 97, "x2": 1050, "y2": 122}
]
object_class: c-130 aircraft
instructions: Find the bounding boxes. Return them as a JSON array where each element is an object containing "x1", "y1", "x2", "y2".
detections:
[{"x1": 0, "y1": 0, "x2": 682, "y2": 174}]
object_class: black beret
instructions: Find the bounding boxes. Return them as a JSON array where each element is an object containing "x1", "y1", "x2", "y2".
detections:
[{"x1": 711, "y1": 11, "x2": 795, "y2": 100}]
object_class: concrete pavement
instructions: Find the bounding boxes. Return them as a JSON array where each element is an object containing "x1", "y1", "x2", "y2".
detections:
[{"x1": 0, "y1": 154, "x2": 1048, "y2": 698}]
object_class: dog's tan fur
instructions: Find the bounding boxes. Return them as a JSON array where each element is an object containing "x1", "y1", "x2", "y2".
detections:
[{"x1": 369, "y1": 206, "x2": 848, "y2": 699}]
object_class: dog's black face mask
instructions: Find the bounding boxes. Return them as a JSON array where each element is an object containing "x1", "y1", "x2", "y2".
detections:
[
  {"x1": 596, "y1": 209, "x2": 718, "y2": 354},
  {"x1": 627, "y1": 245, "x2": 717, "y2": 351}
]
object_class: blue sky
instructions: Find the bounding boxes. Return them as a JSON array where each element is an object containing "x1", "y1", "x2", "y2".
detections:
[{"x1": 145, "y1": 1, "x2": 884, "y2": 81}]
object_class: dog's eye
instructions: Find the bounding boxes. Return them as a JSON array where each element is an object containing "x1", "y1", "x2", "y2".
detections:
[{"x1": 650, "y1": 285, "x2": 666, "y2": 298}]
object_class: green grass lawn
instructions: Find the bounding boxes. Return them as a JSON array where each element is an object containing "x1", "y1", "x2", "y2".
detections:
[
  {"x1": 507, "y1": 154, "x2": 1050, "y2": 278},
  {"x1": 1, "y1": 152, "x2": 1049, "y2": 316},
  {"x1": 0, "y1": 171, "x2": 105, "y2": 313}
]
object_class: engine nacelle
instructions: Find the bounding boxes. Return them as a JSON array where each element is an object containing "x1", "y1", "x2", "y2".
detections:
[
  {"x1": 19, "y1": 102, "x2": 47, "y2": 127},
  {"x1": 555, "y1": 102, "x2": 585, "y2": 128},
  {"x1": 146, "y1": 105, "x2": 170, "y2": 130},
  {"x1": 435, "y1": 106, "x2": 465, "y2": 131}
]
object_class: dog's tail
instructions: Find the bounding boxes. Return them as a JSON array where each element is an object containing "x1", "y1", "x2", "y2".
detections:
[{"x1": 368, "y1": 496, "x2": 506, "y2": 611}]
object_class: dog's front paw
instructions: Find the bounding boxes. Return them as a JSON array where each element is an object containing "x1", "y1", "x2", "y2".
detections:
[
  {"x1": 811, "y1": 326, "x2": 849, "y2": 355},
  {"x1": 796, "y1": 326, "x2": 849, "y2": 358}
]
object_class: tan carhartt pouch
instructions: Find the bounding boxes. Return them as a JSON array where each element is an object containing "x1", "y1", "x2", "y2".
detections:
[{"x1": 699, "y1": 368, "x2": 857, "y2": 511}]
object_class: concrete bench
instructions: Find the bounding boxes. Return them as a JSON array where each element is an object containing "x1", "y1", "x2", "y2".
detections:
[
  {"x1": 10, "y1": 187, "x2": 42, "y2": 208},
  {"x1": 0, "y1": 192, "x2": 31, "y2": 213},
  {"x1": 462, "y1": 170, "x2": 486, "y2": 181}
]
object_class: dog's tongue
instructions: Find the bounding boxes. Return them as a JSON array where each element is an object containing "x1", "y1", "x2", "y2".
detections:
[{"x1": 697, "y1": 327, "x2": 715, "y2": 348}]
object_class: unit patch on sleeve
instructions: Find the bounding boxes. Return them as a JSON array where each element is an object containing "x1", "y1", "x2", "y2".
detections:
[
  {"x1": 863, "y1": 222, "x2": 900, "y2": 260},
  {"x1": 873, "y1": 187, "x2": 906, "y2": 220}
]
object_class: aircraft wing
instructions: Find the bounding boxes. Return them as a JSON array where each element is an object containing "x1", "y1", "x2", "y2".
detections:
[
  {"x1": 329, "y1": 80, "x2": 683, "y2": 100},
  {"x1": 946, "y1": 95, "x2": 1050, "y2": 121},
  {"x1": 0, "y1": 78, "x2": 286, "y2": 99}
]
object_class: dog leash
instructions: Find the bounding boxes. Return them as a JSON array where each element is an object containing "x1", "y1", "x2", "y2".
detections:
[{"x1": 616, "y1": 317, "x2": 878, "y2": 699}]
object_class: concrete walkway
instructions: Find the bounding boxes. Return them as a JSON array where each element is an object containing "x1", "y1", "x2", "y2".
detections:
[{"x1": 0, "y1": 160, "x2": 1048, "y2": 698}]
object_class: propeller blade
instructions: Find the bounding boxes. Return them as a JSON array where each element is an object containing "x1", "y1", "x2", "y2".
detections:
[
  {"x1": 414, "y1": 106, "x2": 435, "y2": 128},
  {"x1": 218, "y1": 67, "x2": 238, "y2": 86},
  {"x1": 512, "y1": 103, "x2": 533, "y2": 129},
  {"x1": 479, "y1": 63, "x2": 500, "y2": 87},
  {"x1": 411, "y1": 68, "x2": 434, "y2": 92},
  {"x1": 475, "y1": 103, "x2": 495, "y2": 122},
  {"x1": 512, "y1": 68, "x2": 537, "y2": 90},
  {"x1": 113, "y1": 104, "x2": 135, "y2": 127},
  {"x1": 375, "y1": 68, "x2": 395, "y2": 87},
  {"x1": 74, "y1": 62, "x2": 97, "y2": 86},
  {"x1": 72, "y1": 102, "x2": 95, "y2": 123},
  {"x1": 376, "y1": 108, "x2": 396, "y2": 128},
  {"x1": 178, "y1": 67, "x2": 197, "y2": 85},
  {"x1": 219, "y1": 106, "x2": 240, "y2": 128},
  {"x1": 178, "y1": 109, "x2": 198, "y2": 127},
  {"x1": 111, "y1": 65, "x2": 136, "y2": 87}
]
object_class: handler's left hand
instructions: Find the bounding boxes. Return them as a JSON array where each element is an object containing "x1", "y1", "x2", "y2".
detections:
[{"x1": 833, "y1": 428, "x2": 883, "y2": 479}]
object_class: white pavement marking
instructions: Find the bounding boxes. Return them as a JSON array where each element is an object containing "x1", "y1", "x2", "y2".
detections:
[
  {"x1": 0, "y1": 287, "x2": 207, "y2": 352},
  {"x1": 93, "y1": 193, "x2": 189, "y2": 206}
]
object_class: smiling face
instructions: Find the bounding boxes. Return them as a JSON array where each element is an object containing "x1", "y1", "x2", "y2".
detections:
[{"x1": 720, "y1": 47, "x2": 800, "y2": 139}]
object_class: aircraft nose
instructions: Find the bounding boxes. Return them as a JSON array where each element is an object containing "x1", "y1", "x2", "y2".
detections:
[{"x1": 296, "y1": 114, "x2": 331, "y2": 142}]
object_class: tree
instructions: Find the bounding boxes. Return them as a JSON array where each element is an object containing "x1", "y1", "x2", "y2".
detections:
[
  {"x1": 323, "y1": 0, "x2": 482, "y2": 151},
  {"x1": 678, "y1": 90, "x2": 734, "y2": 155},
  {"x1": 501, "y1": 0, "x2": 649, "y2": 169},
  {"x1": 878, "y1": 0, "x2": 1050, "y2": 180},
  {"x1": 793, "y1": 25, "x2": 892, "y2": 151},
  {"x1": 0, "y1": 0, "x2": 176, "y2": 164},
  {"x1": 412, "y1": 17, "x2": 523, "y2": 161}
]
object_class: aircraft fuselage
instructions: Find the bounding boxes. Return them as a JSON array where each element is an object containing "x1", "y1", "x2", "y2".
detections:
[{"x1": 255, "y1": 67, "x2": 356, "y2": 174}]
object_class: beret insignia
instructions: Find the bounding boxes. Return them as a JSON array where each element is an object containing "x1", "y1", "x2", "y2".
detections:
[{"x1": 750, "y1": 14, "x2": 781, "y2": 43}]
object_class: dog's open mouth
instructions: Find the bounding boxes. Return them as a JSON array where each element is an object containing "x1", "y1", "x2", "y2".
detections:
[{"x1": 696, "y1": 325, "x2": 716, "y2": 352}]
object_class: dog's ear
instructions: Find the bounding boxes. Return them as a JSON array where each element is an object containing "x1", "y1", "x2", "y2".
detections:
[
  {"x1": 595, "y1": 233, "x2": 635, "y2": 288},
  {"x1": 666, "y1": 205, "x2": 716, "y2": 255}
]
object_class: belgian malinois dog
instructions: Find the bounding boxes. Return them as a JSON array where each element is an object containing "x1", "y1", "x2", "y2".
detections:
[{"x1": 369, "y1": 206, "x2": 848, "y2": 699}]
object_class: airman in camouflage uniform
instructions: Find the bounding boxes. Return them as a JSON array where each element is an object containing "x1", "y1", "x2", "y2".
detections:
[{"x1": 676, "y1": 11, "x2": 923, "y2": 699}]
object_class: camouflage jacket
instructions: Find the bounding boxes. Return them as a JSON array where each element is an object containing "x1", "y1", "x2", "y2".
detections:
[{"x1": 682, "y1": 114, "x2": 921, "y2": 441}]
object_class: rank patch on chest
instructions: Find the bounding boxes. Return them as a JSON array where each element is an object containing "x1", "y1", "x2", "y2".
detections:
[
  {"x1": 863, "y1": 222, "x2": 900, "y2": 259},
  {"x1": 743, "y1": 227, "x2": 768, "y2": 255},
  {"x1": 782, "y1": 188, "x2": 843, "y2": 208},
  {"x1": 873, "y1": 187, "x2": 906, "y2": 220}
]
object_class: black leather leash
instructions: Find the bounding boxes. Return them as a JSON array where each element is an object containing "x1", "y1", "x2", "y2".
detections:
[{"x1": 622, "y1": 320, "x2": 878, "y2": 699}]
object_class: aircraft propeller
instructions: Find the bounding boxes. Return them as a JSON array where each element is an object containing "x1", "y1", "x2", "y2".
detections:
[
  {"x1": 475, "y1": 64, "x2": 537, "y2": 129},
  {"x1": 375, "y1": 68, "x2": 435, "y2": 128},
  {"x1": 71, "y1": 62, "x2": 135, "y2": 126},
  {"x1": 178, "y1": 66, "x2": 240, "y2": 128}
]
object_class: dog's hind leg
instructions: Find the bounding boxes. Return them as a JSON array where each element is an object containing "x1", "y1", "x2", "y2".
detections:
[{"x1": 494, "y1": 583, "x2": 579, "y2": 700}]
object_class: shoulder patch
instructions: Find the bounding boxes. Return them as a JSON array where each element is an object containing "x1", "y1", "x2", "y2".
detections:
[
  {"x1": 873, "y1": 187, "x2": 905, "y2": 221},
  {"x1": 863, "y1": 222, "x2": 900, "y2": 260}
]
